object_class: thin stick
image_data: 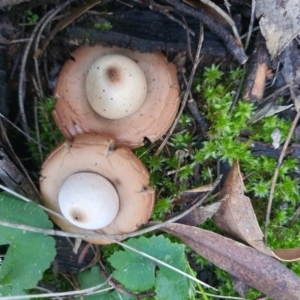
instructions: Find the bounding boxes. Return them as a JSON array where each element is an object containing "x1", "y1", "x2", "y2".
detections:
[
  {"x1": 0, "y1": 184, "x2": 64, "y2": 220},
  {"x1": 0, "y1": 282, "x2": 113, "y2": 300},
  {"x1": 99, "y1": 265, "x2": 155, "y2": 298},
  {"x1": 165, "y1": 0, "x2": 247, "y2": 64},
  {"x1": 244, "y1": 0, "x2": 256, "y2": 50},
  {"x1": 41, "y1": 0, "x2": 102, "y2": 53},
  {"x1": 0, "y1": 120, "x2": 42, "y2": 203},
  {"x1": 0, "y1": 113, "x2": 48, "y2": 150},
  {"x1": 0, "y1": 176, "x2": 221, "y2": 241},
  {"x1": 155, "y1": 22, "x2": 204, "y2": 155},
  {"x1": 195, "y1": 291, "x2": 245, "y2": 299},
  {"x1": 33, "y1": 96, "x2": 43, "y2": 162},
  {"x1": 18, "y1": 6, "x2": 62, "y2": 136},
  {"x1": 114, "y1": 240, "x2": 216, "y2": 291},
  {"x1": 264, "y1": 109, "x2": 300, "y2": 243},
  {"x1": 184, "y1": 0, "x2": 242, "y2": 46}
]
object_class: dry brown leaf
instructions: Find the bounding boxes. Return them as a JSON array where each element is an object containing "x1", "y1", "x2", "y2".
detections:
[
  {"x1": 162, "y1": 223, "x2": 300, "y2": 300},
  {"x1": 256, "y1": 0, "x2": 300, "y2": 59},
  {"x1": 214, "y1": 160, "x2": 300, "y2": 261},
  {"x1": 214, "y1": 160, "x2": 267, "y2": 251},
  {"x1": 173, "y1": 202, "x2": 221, "y2": 226}
]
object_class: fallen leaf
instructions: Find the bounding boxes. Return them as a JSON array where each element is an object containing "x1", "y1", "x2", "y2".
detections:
[
  {"x1": 280, "y1": 39, "x2": 300, "y2": 111},
  {"x1": 162, "y1": 223, "x2": 300, "y2": 300},
  {"x1": 172, "y1": 202, "x2": 221, "y2": 226},
  {"x1": 256, "y1": 0, "x2": 300, "y2": 59},
  {"x1": 248, "y1": 100, "x2": 293, "y2": 124},
  {"x1": 214, "y1": 160, "x2": 267, "y2": 251},
  {"x1": 214, "y1": 160, "x2": 300, "y2": 261}
]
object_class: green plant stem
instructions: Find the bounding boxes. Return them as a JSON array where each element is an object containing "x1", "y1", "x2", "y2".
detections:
[{"x1": 188, "y1": 263, "x2": 210, "y2": 300}]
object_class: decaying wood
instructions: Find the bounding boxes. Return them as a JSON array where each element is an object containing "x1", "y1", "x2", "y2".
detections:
[
  {"x1": 239, "y1": 137, "x2": 300, "y2": 160},
  {"x1": 54, "y1": 236, "x2": 100, "y2": 274},
  {"x1": 66, "y1": 7, "x2": 228, "y2": 57},
  {"x1": 243, "y1": 32, "x2": 271, "y2": 102},
  {"x1": 0, "y1": 146, "x2": 41, "y2": 202},
  {"x1": 0, "y1": 13, "x2": 16, "y2": 117},
  {"x1": 163, "y1": 0, "x2": 248, "y2": 63}
]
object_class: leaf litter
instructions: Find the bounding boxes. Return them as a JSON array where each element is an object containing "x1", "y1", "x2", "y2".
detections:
[{"x1": 158, "y1": 160, "x2": 300, "y2": 299}]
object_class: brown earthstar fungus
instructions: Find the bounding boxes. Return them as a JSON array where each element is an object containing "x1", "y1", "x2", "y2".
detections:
[
  {"x1": 40, "y1": 134, "x2": 155, "y2": 245},
  {"x1": 53, "y1": 46, "x2": 180, "y2": 148}
]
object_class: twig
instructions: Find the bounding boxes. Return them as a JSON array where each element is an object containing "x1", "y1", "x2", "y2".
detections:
[
  {"x1": 18, "y1": 2, "x2": 70, "y2": 137},
  {"x1": 164, "y1": 0, "x2": 248, "y2": 64},
  {"x1": 0, "y1": 113, "x2": 48, "y2": 150},
  {"x1": 264, "y1": 108, "x2": 300, "y2": 243},
  {"x1": 261, "y1": 83, "x2": 289, "y2": 103},
  {"x1": 182, "y1": 73, "x2": 208, "y2": 135},
  {"x1": 33, "y1": 286, "x2": 63, "y2": 300},
  {"x1": 184, "y1": 0, "x2": 242, "y2": 46},
  {"x1": 33, "y1": 96, "x2": 43, "y2": 162},
  {"x1": 0, "y1": 280, "x2": 113, "y2": 300},
  {"x1": 181, "y1": 15, "x2": 194, "y2": 63},
  {"x1": 244, "y1": 0, "x2": 256, "y2": 50},
  {"x1": 146, "y1": 0, "x2": 195, "y2": 36},
  {"x1": 41, "y1": 0, "x2": 102, "y2": 53},
  {"x1": 113, "y1": 239, "x2": 216, "y2": 290},
  {"x1": 0, "y1": 120, "x2": 42, "y2": 203},
  {"x1": 0, "y1": 176, "x2": 222, "y2": 241},
  {"x1": 0, "y1": 184, "x2": 63, "y2": 219},
  {"x1": 155, "y1": 22, "x2": 204, "y2": 155},
  {"x1": 230, "y1": 66, "x2": 246, "y2": 111},
  {"x1": 33, "y1": 3, "x2": 67, "y2": 100}
]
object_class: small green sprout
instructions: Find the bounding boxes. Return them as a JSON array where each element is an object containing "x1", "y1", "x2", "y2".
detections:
[
  {"x1": 203, "y1": 64, "x2": 224, "y2": 85},
  {"x1": 26, "y1": 10, "x2": 39, "y2": 24},
  {"x1": 93, "y1": 22, "x2": 112, "y2": 31}
]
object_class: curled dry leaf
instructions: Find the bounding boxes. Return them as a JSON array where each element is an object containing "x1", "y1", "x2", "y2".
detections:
[
  {"x1": 214, "y1": 160, "x2": 300, "y2": 262},
  {"x1": 161, "y1": 223, "x2": 300, "y2": 300},
  {"x1": 173, "y1": 202, "x2": 222, "y2": 226}
]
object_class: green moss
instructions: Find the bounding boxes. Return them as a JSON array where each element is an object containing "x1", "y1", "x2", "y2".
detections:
[
  {"x1": 28, "y1": 97, "x2": 64, "y2": 165},
  {"x1": 28, "y1": 65, "x2": 299, "y2": 299},
  {"x1": 93, "y1": 22, "x2": 112, "y2": 31}
]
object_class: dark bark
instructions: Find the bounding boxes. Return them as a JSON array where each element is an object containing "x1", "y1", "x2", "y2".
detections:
[{"x1": 67, "y1": 7, "x2": 229, "y2": 57}]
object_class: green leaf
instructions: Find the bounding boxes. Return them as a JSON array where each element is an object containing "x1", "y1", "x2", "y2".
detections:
[
  {"x1": 155, "y1": 270, "x2": 190, "y2": 300},
  {"x1": 77, "y1": 266, "x2": 134, "y2": 300},
  {"x1": 108, "y1": 235, "x2": 192, "y2": 299},
  {"x1": 108, "y1": 243, "x2": 155, "y2": 291},
  {"x1": 0, "y1": 192, "x2": 56, "y2": 296}
]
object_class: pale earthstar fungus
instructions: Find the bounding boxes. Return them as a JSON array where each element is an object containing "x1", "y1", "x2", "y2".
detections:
[
  {"x1": 40, "y1": 134, "x2": 155, "y2": 245},
  {"x1": 53, "y1": 45, "x2": 180, "y2": 148}
]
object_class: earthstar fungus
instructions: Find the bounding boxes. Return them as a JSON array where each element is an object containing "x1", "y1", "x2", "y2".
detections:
[
  {"x1": 53, "y1": 45, "x2": 180, "y2": 148},
  {"x1": 40, "y1": 134, "x2": 155, "y2": 245}
]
